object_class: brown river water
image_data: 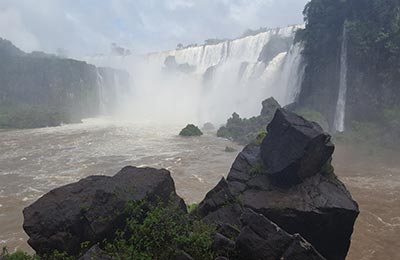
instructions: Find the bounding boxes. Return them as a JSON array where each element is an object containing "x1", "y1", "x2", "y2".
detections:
[{"x1": 0, "y1": 118, "x2": 399, "y2": 259}]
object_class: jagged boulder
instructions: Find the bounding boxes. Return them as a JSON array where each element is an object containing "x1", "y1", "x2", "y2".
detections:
[
  {"x1": 199, "y1": 109, "x2": 359, "y2": 260},
  {"x1": 261, "y1": 108, "x2": 334, "y2": 186},
  {"x1": 260, "y1": 97, "x2": 281, "y2": 118},
  {"x1": 23, "y1": 166, "x2": 185, "y2": 256},
  {"x1": 236, "y1": 209, "x2": 326, "y2": 260}
]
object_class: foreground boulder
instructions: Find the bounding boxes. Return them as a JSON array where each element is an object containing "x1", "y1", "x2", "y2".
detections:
[
  {"x1": 23, "y1": 166, "x2": 185, "y2": 256},
  {"x1": 261, "y1": 108, "x2": 334, "y2": 186},
  {"x1": 236, "y1": 209, "x2": 325, "y2": 260},
  {"x1": 198, "y1": 109, "x2": 359, "y2": 260}
]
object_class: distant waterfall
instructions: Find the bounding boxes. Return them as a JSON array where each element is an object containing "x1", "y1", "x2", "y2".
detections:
[
  {"x1": 334, "y1": 26, "x2": 348, "y2": 132},
  {"x1": 279, "y1": 43, "x2": 306, "y2": 104},
  {"x1": 85, "y1": 25, "x2": 306, "y2": 124},
  {"x1": 96, "y1": 68, "x2": 106, "y2": 115}
]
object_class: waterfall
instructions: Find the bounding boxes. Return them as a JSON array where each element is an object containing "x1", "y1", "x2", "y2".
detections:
[
  {"x1": 279, "y1": 43, "x2": 306, "y2": 105},
  {"x1": 96, "y1": 68, "x2": 106, "y2": 115},
  {"x1": 85, "y1": 25, "x2": 306, "y2": 124},
  {"x1": 334, "y1": 25, "x2": 348, "y2": 132}
]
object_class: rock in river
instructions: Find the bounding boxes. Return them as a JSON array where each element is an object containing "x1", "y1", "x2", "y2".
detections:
[{"x1": 198, "y1": 109, "x2": 359, "y2": 260}]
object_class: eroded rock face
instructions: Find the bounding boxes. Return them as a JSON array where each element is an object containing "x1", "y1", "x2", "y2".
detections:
[
  {"x1": 261, "y1": 108, "x2": 335, "y2": 186},
  {"x1": 23, "y1": 166, "x2": 185, "y2": 256},
  {"x1": 199, "y1": 109, "x2": 359, "y2": 260},
  {"x1": 236, "y1": 209, "x2": 326, "y2": 260}
]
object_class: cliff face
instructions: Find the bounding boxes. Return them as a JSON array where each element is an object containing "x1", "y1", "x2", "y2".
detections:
[
  {"x1": 0, "y1": 38, "x2": 130, "y2": 128},
  {"x1": 297, "y1": 0, "x2": 400, "y2": 132}
]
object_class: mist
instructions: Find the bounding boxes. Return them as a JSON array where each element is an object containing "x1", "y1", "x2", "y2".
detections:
[{"x1": 86, "y1": 26, "x2": 305, "y2": 125}]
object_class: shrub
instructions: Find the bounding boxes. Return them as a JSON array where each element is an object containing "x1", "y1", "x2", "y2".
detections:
[
  {"x1": 187, "y1": 203, "x2": 199, "y2": 214},
  {"x1": 179, "y1": 124, "x2": 203, "y2": 137},
  {"x1": 256, "y1": 130, "x2": 268, "y2": 145},
  {"x1": 104, "y1": 200, "x2": 216, "y2": 260}
]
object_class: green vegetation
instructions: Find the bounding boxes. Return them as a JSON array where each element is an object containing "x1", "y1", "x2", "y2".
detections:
[
  {"x1": 297, "y1": 0, "x2": 400, "y2": 134},
  {"x1": 104, "y1": 201, "x2": 216, "y2": 260},
  {"x1": 256, "y1": 131, "x2": 268, "y2": 145},
  {"x1": 187, "y1": 203, "x2": 199, "y2": 214},
  {"x1": 1, "y1": 201, "x2": 217, "y2": 260},
  {"x1": 179, "y1": 124, "x2": 203, "y2": 137}
]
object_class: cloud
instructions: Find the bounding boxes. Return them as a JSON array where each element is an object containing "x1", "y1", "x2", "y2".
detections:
[
  {"x1": 0, "y1": 7, "x2": 40, "y2": 52},
  {"x1": 0, "y1": 0, "x2": 308, "y2": 57}
]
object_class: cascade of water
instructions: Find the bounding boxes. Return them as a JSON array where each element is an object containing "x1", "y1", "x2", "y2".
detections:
[
  {"x1": 334, "y1": 25, "x2": 348, "y2": 132},
  {"x1": 96, "y1": 68, "x2": 106, "y2": 115},
  {"x1": 85, "y1": 25, "x2": 306, "y2": 124},
  {"x1": 279, "y1": 43, "x2": 306, "y2": 105}
]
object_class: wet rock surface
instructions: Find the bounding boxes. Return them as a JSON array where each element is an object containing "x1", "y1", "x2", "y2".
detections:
[
  {"x1": 261, "y1": 108, "x2": 335, "y2": 186},
  {"x1": 236, "y1": 209, "x2": 326, "y2": 260},
  {"x1": 199, "y1": 109, "x2": 359, "y2": 260},
  {"x1": 23, "y1": 166, "x2": 185, "y2": 256}
]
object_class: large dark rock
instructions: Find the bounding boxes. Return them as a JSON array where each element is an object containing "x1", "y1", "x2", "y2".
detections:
[
  {"x1": 23, "y1": 166, "x2": 185, "y2": 256},
  {"x1": 261, "y1": 109, "x2": 334, "y2": 186},
  {"x1": 236, "y1": 209, "x2": 325, "y2": 260},
  {"x1": 199, "y1": 109, "x2": 359, "y2": 260}
]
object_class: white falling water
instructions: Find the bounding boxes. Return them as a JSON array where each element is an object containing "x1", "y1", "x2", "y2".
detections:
[
  {"x1": 85, "y1": 25, "x2": 306, "y2": 124},
  {"x1": 96, "y1": 68, "x2": 106, "y2": 115},
  {"x1": 334, "y1": 26, "x2": 348, "y2": 132},
  {"x1": 279, "y1": 43, "x2": 306, "y2": 105}
]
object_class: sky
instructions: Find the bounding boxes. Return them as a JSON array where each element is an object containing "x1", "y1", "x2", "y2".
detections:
[{"x1": 0, "y1": 0, "x2": 309, "y2": 57}]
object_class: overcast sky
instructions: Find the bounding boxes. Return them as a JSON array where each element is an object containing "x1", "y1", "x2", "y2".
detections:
[{"x1": 0, "y1": 0, "x2": 309, "y2": 57}]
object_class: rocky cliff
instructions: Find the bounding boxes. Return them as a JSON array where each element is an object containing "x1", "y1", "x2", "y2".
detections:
[
  {"x1": 0, "y1": 38, "x2": 130, "y2": 128},
  {"x1": 296, "y1": 0, "x2": 400, "y2": 138}
]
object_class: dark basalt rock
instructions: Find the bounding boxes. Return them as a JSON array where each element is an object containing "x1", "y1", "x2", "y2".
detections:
[
  {"x1": 236, "y1": 209, "x2": 326, "y2": 260},
  {"x1": 23, "y1": 166, "x2": 185, "y2": 256},
  {"x1": 261, "y1": 109, "x2": 334, "y2": 186},
  {"x1": 212, "y1": 233, "x2": 235, "y2": 254},
  {"x1": 199, "y1": 109, "x2": 359, "y2": 260},
  {"x1": 260, "y1": 97, "x2": 281, "y2": 118},
  {"x1": 197, "y1": 178, "x2": 243, "y2": 227}
]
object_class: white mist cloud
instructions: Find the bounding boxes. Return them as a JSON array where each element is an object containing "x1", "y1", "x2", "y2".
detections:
[
  {"x1": 0, "y1": 7, "x2": 40, "y2": 52},
  {"x1": 0, "y1": 0, "x2": 308, "y2": 56}
]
